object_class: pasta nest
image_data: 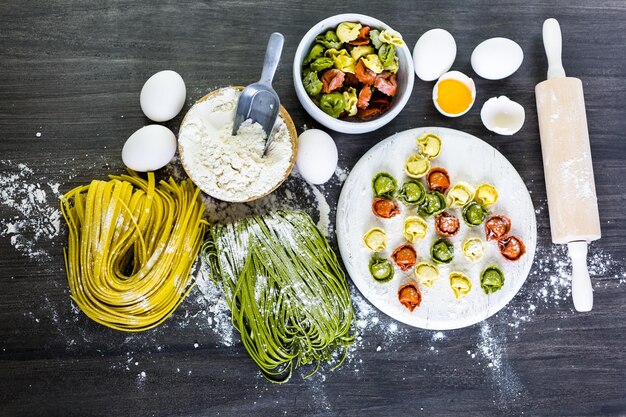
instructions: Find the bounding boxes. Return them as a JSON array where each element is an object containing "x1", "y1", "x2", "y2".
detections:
[{"x1": 60, "y1": 172, "x2": 207, "y2": 332}]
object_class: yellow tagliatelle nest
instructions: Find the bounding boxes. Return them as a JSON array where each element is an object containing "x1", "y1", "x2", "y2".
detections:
[{"x1": 60, "y1": 172, "x2": 207, "y2": 332}]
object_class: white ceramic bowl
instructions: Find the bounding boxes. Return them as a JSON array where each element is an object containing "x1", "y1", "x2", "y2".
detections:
[{"x1": 293, "y1": 14, "x2": 415, "y2": 134}]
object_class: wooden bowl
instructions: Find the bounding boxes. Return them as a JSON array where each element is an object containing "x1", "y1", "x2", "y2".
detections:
[{"x1": 178, "y1": 86, "x2": 298, "y2": 203}]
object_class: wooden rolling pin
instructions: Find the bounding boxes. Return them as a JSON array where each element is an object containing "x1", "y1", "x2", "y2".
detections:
[{"x1": 535, "y1": 18, "x2": 601, "y2": 312}]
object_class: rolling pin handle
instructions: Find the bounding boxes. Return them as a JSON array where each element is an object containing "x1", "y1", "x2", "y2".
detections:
[
  {"x1": 568, "y1": 241, "x2": 593, "y2": 312},
  {"x1": 543, "y1": 18, "x2": 566, "y2": 79}
]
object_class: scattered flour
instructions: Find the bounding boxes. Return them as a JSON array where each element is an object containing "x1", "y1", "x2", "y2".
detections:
[{"x1": 0, "y1": 160, "x2": 62, "y2": 259}]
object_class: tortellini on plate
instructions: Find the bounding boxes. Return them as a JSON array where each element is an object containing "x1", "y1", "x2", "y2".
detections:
[
  {"x1": 405, "y1": 153, "x2": 430, "y2": 178},
  {"x1": 474, "y1": 183, "x2": 499, "y2": 208},
  {"x1": 462, "y1": 237, "x2": 485, "y2": 263},
  {"x1": 363, "y1": 227, "x2": 387, "y2": 252},
  {"x1": 414, "y1": 262, "x2": 439, "y2": 288},
  {"x1": 449, "y1": 272, "x2": 472, "y2": 299},
  {"x1": 462, "y1": 201, "x2": 488, "y2": 227},
  {"x1": 372, "y1": 172, "x2": 398, "y2": 199},
  {"x1": 403, "y1": 216, "x2": 428, "y2": 242},
  {"x1": 416, "y1": 133, "x2": 442, "y2": 159},
  {"x1": 446, "y1": 182, "x2": 476, "y2": 209},
  {"x1": 480, "y1": 265, "x2": 505, "y2": 294}
]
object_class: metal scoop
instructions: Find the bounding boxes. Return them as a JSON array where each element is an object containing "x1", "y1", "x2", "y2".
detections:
[{"x1": 232, "y1": 32, "x2": 284, "y2": 154}]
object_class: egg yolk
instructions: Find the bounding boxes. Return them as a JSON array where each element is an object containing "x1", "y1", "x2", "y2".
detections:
[{"x1": 436, "y1": 79, "x2": 473, "y2": 115}]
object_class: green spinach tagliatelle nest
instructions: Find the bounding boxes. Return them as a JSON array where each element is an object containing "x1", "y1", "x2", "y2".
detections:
[{"x1": 201, "y1": 210, "x2": 356, "y2": 383}]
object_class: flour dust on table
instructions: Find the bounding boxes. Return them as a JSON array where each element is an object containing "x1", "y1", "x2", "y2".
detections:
[
  {"x1": 3, "y1": 155, "x2": 625, "y2": 409},
  {"x1": 0, "y1": 160, "x2": 62, "y2": 260}
]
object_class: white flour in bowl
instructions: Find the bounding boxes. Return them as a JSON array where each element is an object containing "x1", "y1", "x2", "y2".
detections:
[{"x1": 178, "y1": 87, "x2": 294, "y2": 202}]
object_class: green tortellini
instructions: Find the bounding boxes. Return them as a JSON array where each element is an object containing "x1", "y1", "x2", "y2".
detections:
[
  {"x1": 363, "y1": 227, "x2": 387, "y2": 252},
  {"x1": 419, "y1": 191, "x2": 447, "y2": 217},
  {"x1": 431, "y1": 238, "x2": 454, "y2": 264},
  {"x1": 379, "y1": 29, "x2": 404, "y2": 46},
  {"x1": 372, "y1": 172, "x2": 398, "y2": 198},
  {"x1": 315, "y1": 30, "x2": 342, "y2": 49},
  {"x1": 462, "y1": 237, "x2": 485, "y2": 263},
  {"x1": 384, "y1": 56, "x2": 400, "y2": 73},
  {"x1": 336, "y1": 22, "x2": 362, "y2": 43},
  {"x1": 361, "y1": 54, "x2": 384, "y2": 74},
  {"x1": 446, "y1": 182, "x2": 476, "y2": 209},
  {"x1": 369, "y1": 254, "x2": 394, "y2": 283},
  {"x1": 480, "y1": 265, "x2": 505, "y2": 294},
  {"x1": 350, "y1": 45, "x2": 375, "y2": 62},
  {"x1": 462, "y1": 202, "x2": 488, "y2": 227},
  {"x1": 474, "y1": 183, "x2": 499, "y2": 208},
  {"x1": 414, "y1": 262, "x2": 439, "y2": 288},
  {"x1": 304, "y1": 44, "x2": 325, "y2": 64},
  {"x1": 319, "y1": 92, "x2": 346, "y2": 118},
  {"x1": 378, "y1": 44, "x2": 396, "y2": 68},
  {"x1": 302, "y1": 71, "x2": 323, "y2": 96},
  {"x1": 449, "y1": 272, "x2": 472, "y2": 299},
  {"x1": 343, "y1": 87, "x2": 358, "y2": 116},
  {"x1": 310, "y1": 57, "x2": 334, "y2": 72},
  {"x1": 416, "y1": 133, "x2": 442, "y2": 159},
  {"x1": 398, "y1": 180, "x2": 426, "y2": 206},
  {"x1": 369, "y1": 29, "x2": 383, "y2": 49},
  {"x1": 403, "y1": 216, "x2": 428, "y2": 243},
  {"x1": 405, "y1": 153, "x2": 430, "y2": 178}
]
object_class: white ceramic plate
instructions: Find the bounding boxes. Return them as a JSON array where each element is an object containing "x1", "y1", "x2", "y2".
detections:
[{"x1": 336, "y1": 127, "x2": 536, "y2": 330}]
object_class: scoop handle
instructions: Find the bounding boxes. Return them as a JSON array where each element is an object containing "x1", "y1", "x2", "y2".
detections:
[
  {"x1": 260, "y1": 32, "x2": 284, "y2": 86},
  {"x1": 568, "y1": 241, "x2": 593, "y2": 312},
  {"x1": 543, "y1": 18, "x2": 566, "y2": 79}
]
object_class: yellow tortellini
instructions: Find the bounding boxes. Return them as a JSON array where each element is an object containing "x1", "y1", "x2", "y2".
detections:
[
  {"x1": 379, "y1": 29, "x2": 404, "y2": 46},
  {"x1": 449, "y1": 272, "x2": 472, "y2": 299},
  {"x1": 446, "y1": 182, "x2": 476, "y2": 208},
  {"x1": 462, "y1": 237, "x2": 486, "y2": 263},
  {"x1": 414, "y1": 262, "x2": 439, "y2": 288},
  {"x1": 403, "y1": 216, "x2": 428, "y2": 242},
  {"x1": 363, "y1": 227, "x2": 387, "y2": 252},
  {"x1": 416, "y1": 133, "x2": 442, "y2": 159},
  {"x1": 350, "y1": 45, "x2": 375, "y2": 62},
  {"x1": 336, "y1": 22, "x2": 362, "y2": 43},
  {"x1": 405, "y1": 153, "x2": 431, "y2": 178},
  {"x1": 325, "y1": 48, "x2": 356, "y2": 73},
  {"x1": 343, "y1": 87, "x2": 358, "y2": 117},
  {"x1": 361, "y1": 54, "x2": 384, "y2": 74},
  {"x1": 474, "y1": 183, "x2": 499, "y2": 208}
]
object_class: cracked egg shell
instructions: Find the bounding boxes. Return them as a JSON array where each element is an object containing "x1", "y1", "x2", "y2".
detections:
[{"x1": 480, "y1": 96, "x2": 525, "y2": 136}]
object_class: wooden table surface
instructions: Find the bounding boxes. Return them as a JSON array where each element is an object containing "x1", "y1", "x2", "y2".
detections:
[{"x1": 1, "y1": 1, "x2": 625, "y2": 416}]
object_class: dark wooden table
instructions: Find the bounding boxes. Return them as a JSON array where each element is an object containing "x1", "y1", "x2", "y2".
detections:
[{"x1": 1, "y1": 1, "x2": 625, "y2": 416}]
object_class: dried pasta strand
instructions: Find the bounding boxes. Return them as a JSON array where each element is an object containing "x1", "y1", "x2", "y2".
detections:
[
  {"x1": 202, "y1": 211, "x2": 355, "y2": 383},
  {"x1": 60, "y1": 171, "x2": 207, "y2": 332}
]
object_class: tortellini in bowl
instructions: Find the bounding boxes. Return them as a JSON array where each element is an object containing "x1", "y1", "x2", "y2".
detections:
[{"x1": 293, "y1": 13, "x2": 415, "y2": 134}]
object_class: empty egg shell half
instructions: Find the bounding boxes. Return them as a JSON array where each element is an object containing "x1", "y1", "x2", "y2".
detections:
[{"x1": 480, "y1": 96, "x2": 525, "y2": 135}]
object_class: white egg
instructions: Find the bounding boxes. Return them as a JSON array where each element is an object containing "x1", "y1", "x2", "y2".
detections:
[
  {"x1": 432, "y1": 71, "x2": 476, "y2": 118},
  {"x1": 140, "y1": 70, "x2": 186, "y2": 122},
  {"x1": 413, "y1": 29, "x2": 457, "y2": 82},
  {"x1": 480, "y1": 96, "x2": 525, "y2": 135},
  {"x1": 471, "y1": 38, "x2": 523, "y2": 80},
  {"x1": 122, "y1": 125, "x2": 177, "y2": 171},
  {"x1": 295, "y1": 129, "x2": 337, "y2": 185}
]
